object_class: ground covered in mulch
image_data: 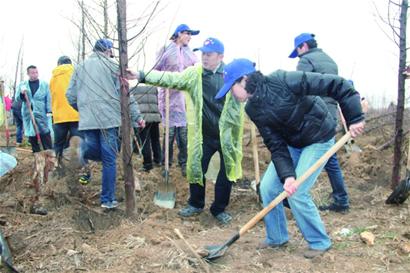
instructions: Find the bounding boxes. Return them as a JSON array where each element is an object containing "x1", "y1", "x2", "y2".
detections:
[{"x1": 1, "y1": 110, "x2": 410, "y2": 273}]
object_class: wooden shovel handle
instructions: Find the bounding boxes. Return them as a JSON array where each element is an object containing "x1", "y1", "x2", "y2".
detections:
[
  {"x1": 164, "y1": 89, "x2": 170, "y2": 172},
  {"x1": 239, "y1": 132, "x2": 352, "y2": 236},
  {"x1": 23, "y1": 92, "x2": 44, "y2": 150},
  {"x1": 338, "y1": 104, "x2": 349, "y2": 134},
  {"x1": 251, "y1": 122, "x2": 260, "y2": 184}
]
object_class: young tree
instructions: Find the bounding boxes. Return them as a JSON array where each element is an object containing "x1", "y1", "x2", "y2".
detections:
[{"x1": 376, "y1": 0, "x2": 408, "y2": 189}]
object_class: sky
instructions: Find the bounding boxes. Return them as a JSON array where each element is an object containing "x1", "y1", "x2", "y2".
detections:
[{"x1": 0, "y1": 0, "x2": 405, "y2": 107}]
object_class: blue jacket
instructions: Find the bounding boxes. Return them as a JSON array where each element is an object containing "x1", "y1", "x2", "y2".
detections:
[{"x1": 15, "y1": 80, "x2": 51, "y2": 137}]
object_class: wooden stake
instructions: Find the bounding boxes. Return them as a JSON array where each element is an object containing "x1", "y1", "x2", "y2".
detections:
[{"x1": 174, "y1": 228, "x2": 211, "y2": 273}]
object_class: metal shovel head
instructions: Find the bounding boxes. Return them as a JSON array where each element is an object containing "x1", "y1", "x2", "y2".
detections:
[
  {"x1": 386, "y1": 177, "x2": 410, "y2": 205},
  {"x1": 153, "y1": 172, "x2": 176, "y2": 209},
  {"x1": 203, "y1": 244, "x2": 228, "y2": 262}
]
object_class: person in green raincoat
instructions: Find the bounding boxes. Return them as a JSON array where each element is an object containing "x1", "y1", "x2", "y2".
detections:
[{"x1": 129, "y1": 37, "x2": 244, "y2": 224}]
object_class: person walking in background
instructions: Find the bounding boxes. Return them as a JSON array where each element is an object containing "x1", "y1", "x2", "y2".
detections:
[
  {"x1": 67, "y1": 38, "x2": 144, "y2": 209},
  {"x1": 16, "y1": 65, "x2": 53, "y2": 153},
  {"x1": 15, "y1": 65, "x2": 55, "y2": 200},
  {"x1": 132, "y1": 85, "x2": 162, "y2": 172},
  {"x1": 49, "y1": 56, "x2": 88, "y2": 180},
  {"x1": 289, "y1": 33, "x2": 350, "y2": 213},
  {"x1": 154, "y1": 23, "x2": 199, "y2": 177}
]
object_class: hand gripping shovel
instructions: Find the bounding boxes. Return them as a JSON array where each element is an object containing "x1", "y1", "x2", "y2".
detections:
[
  {"x1": 338, "y1": 105, "x2": 361, "y2": 154},
  {"x1": 203, "y1": 132, "x2": 352, "y2": 261},
  {"x1": 154, "y1": 89, "x2": 176, "y2": 208}
]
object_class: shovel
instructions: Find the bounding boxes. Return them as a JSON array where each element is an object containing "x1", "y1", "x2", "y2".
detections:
[
  {"x1": 203, "y1": 132, "x2": 352, "y2": 261},
  {"x1": 23, "y1": 92, "x2": 44, "y2": 151},
  {"x1": 249, "y1": 122, "x2": 261, "y2": 202},
  {"x1": 386, "y1": 135, "x2": 410, "y2": 204},
  {"x1": 154, "y1": 89, "x2": 176, "y2": 208},
  {"x1": 338, "y1": 105, "x2": 361, "y2": 153},
  {"x1": 1, "y1": 228, "x2": 20, "y2": 272}
]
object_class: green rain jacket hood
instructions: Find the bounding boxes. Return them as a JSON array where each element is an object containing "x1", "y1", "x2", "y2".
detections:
[{"x1": 141, "y1": 64, "x2": 244, "y2": 185}]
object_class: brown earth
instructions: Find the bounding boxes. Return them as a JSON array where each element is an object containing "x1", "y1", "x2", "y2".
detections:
[{"x1": 1, "y1": 111, "x2": 410, "y2": 273}]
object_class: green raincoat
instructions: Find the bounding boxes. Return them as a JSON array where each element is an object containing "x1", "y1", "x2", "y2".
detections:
[{"x1": 142, "y1": 64, "x2": 244, "y2": 185}]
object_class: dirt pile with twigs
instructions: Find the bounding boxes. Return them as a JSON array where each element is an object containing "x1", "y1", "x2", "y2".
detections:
[{"x1": 1, "y1": 109, "x2": 410, "y2": 273}]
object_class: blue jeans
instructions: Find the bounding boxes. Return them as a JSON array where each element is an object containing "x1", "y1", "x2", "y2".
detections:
[
  {"x1": 259, "y1": 138, "x2": 333, "y2": 251},
  {"x1": 81, "y1": 128, "x2": 119, "y2": 204},
  {"x1": 324, "y1": 152, "x2": 349, "y2": 207}
]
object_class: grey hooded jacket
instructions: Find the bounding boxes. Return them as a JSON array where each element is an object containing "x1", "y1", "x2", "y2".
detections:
[
  {"x1": 297, "y1": 48, "x2": 339, "y2": 121},
  {"x1": 66, "y1": 52, "x2": 141, "y2": 130}
]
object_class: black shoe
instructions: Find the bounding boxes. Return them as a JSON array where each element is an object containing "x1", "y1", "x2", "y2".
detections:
[
  {"x1": 139, "y1": 166, "x2": 152, "y2": 172},
  {"x1": 181, "y1": 167, "x2": 187, "y2": 177},
  {"x1": 319, "y1": 203, "x2": 349, "y2": 213}
]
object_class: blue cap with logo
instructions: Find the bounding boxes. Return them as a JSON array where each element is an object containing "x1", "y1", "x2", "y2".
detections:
[
  {"x1": 215, "y1": 58, "x2": 256, "y2": 99},
  {"x1": 288, "y1": 33, "x2": 315, "y2": 58},
  {"x1": 194, "y1": 37, "x2": 224, "y2": 54},
  {"x1": 171, "y1": 24, "x2": 200, "y2": 39},
  {"x1": 94, "y1": 39, "x2": 113, "y2": 52}
]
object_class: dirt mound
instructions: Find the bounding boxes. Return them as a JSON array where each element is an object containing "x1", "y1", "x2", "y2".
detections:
[{"x1": 1, "y1": 115, "x2": 410, "y2": 272}]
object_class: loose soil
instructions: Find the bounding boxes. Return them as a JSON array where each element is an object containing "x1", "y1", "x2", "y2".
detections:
[{"x1": 1, "y1": 111, "x2": 410, "y2": 273}]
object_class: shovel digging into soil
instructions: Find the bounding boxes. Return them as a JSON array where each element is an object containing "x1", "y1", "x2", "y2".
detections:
[
  {"x1": 386, "y1": 136, "x2": 410, "y2": 204},
  {"x1": 202, "y1": 133, "x2": 352, "y2": 262},
  {"x1": 154, "y1": 89, "x2": 176, "y2": 209}
]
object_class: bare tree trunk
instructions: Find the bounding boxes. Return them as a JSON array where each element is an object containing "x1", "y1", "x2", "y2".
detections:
[
  {"x1": 12, "y1": 38, "x2": 24, "y2": 99},
  {"x1": 81, "y1": 0, "x2": 86, "y2": 61},
  {"x1": 103, "y1": 0, "x2": 109, "y2": 38},
  {"x1": 117, "y1": 0, "x2": 135, "y2": 216},
  {"x1": 19, "y1": 49, "x2": 24, "y2": 82},
  {"x1": 391, "y1": 0, "x2": 408, "y2": 189}
]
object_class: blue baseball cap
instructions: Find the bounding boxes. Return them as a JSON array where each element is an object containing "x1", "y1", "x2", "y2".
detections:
[
  {"x1": 215, "y1": 58, "x2": 256, "y2": 99},
  {"x1": 171, "y1": 24, "x2": 200, "y2": 39},
  {"x1": 289, "y1": 33, "x2": 315, "y2": 58},
  {"x1": 94, "y1": 39, "x2": 113, "y2": 52},
  {"x1": 193, "y1": 37, "x2": 224, "y2": 54}
]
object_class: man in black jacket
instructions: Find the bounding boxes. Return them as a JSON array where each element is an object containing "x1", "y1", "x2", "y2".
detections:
[
  {"x1": 215, "y1": 58, "x2": 365, "y2": 258},
  {"x1": 289, "y1": 33, "x2": 349, "y2": 213}
]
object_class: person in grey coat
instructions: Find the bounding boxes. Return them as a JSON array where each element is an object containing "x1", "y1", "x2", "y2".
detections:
[
  {"x1": 132, "y1": 85, "x2": 162, "y2": 172},
  {"x1": 66, "y1": 38, "x2": 144, "y2": 209},
  {"x1": 289, "y1": 33, "x2": 349, "y2": 213}
]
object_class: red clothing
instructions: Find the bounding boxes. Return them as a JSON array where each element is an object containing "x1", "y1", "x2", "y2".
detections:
[{"x1": 4, "y1": 96, "x2": 12, "y2": 111}]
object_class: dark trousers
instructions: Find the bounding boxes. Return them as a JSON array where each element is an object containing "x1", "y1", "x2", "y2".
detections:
[
  {"x1": 13, "y1": 111, "x2": 23, "y2": 143},
  {"x1": 324, "y1": 153, "x2": 349, "y2": 206},
  {"x1": 163, "y1": 126, "x2": 187, "y2": 168},
  {"x1": 188, "y1": 137, "x2": 232, "y2": 216},
  {"x1": 28, "y1": 133, "x2": 53, "y2": 153},
  {"x1": 53, "y1": 122, "x2": 81, "y2": 158},
  {"x1": 138, "y1": 122, "x2": 161, "y2": 169}
]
